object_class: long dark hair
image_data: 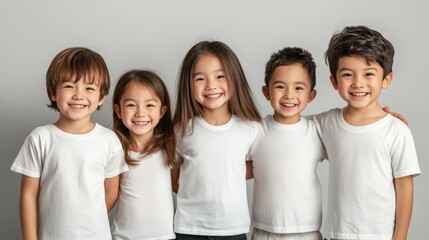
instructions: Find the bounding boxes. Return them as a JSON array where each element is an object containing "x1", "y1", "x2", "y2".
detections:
[{"x1": 173, "y1": 40, "x2": 261, "y2": 137}]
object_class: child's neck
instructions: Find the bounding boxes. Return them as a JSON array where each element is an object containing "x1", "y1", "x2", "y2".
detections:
[
  {"x1": 201, "y1": 109, "x2": 232, "y2": 126},
  {"x1": 130, "y1": 131, "x2": 153, "y2": 152},
  {"x1": 343, "y1": 104, "x2": 387, "y2": 126},
  {"x1": 54, "y1": 118, "x2": 95, "y2": 134}
]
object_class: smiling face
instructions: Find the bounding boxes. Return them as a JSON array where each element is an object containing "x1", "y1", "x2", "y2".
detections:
[
  {"x1": 263, "y1": 64, "x2": 316, "y2": 124},
  {"x1": 51, "y1": 78, "x2": 105, "y2": 129},
  {"x1": 331, "y1": 55, "x2": 392, "y2": 113},
  {"x1": 192, "y1": 54, "x2": 232, "y2": 116},
  {"x1": 114, "y1": 81, "x2": 166, "y2": 147}
]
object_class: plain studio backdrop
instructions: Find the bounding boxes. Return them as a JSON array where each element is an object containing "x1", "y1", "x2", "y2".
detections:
[{"x1": 1, "y1": 0, "x2": 427, "y2": 238}]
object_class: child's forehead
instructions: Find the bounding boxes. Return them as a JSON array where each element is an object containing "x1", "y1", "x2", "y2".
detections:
[
  {"x1": 338, "y1": 55, "x2": 382, "y2": 69},
  {"x1": 124, "y1": 81, "x2": 160, "y2": 98},
  {"x1": 271, "y1": 64, "x2": 310, "y2": 79}
]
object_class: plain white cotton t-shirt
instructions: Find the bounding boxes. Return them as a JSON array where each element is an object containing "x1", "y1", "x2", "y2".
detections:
[
  {"x1": 111, "y1": 151, "x2": 175, "y2": 240},
  {"x1": 250, "y1": 115, "x2": 326, "y2": 233},
  {"x1": 10, "y1": 123, "x2": 128, "y2": 240},
  {"x1": 313, "y1": 108, "x2": 421, "y2": 240},
  {"x1": 174, "y1": 115, "x2": 259, "y2": 236}
]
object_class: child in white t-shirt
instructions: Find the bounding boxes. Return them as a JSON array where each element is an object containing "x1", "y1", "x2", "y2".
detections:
[
  {"x1": 10, "y1": 47, "x2": 128, "y2": 240},
  {"x1": 249, "y1": 47, "x2": 325, "y2": 240},
  {"x1": 315, "y1": 25, "x2": 421, "y2": 240},
  {"x1": 171, "y1": 40, "x2": 261, "y2": 239},
  {"x1": 110, "y1": 70, "x2": 176, "y2": 240}
]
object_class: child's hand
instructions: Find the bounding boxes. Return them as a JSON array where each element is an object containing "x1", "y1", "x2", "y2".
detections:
[{"x1": 383, "y1": 106, "x2": 409, "y2": 125}]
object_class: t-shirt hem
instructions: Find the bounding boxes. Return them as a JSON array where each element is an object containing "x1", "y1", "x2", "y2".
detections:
[
  {"x1": 114, "y1": 233, "x2": 175, "y2": 240},
  {"x1": 252, "y1": 221, "x2": 320, "y2": 234},
  {"x1": 174, "y1": 226, "x2": 249, "y2": 236},
  {"x1": 326, "y1": 232, "x2": 392, "y2": 240},
  {"x1": 146, "y1": 233, "x2": 176, "y2": 240},
  {"x1": 394, "y1": 169, "x2": 421, "y2": 178},
  {"x1": 10, "y1": 165, "x2": 40, "y2": 178}
]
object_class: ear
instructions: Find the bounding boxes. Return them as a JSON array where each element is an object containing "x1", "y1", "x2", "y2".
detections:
[
  {"x1": 382, "y1": 72, "x2": 392, "y2": 89},
  {"x1": 160, "y1": 106, "x2": 167, "y2": 118},
  {"x1": 98, "y1": 95, "x2": 106, "y2": 107},
  {"x1": 308, "y1": 89, "x2": 317, "y2": 103},
  {"x1": 50, "y1": 94, "x2": 56, "y2": 101},
  {"x1": 330, "y1": 75, "x2": 339, "y2": 90},
  {"x1": 262, "y1": 86, "x2": 270, "y2": 101},
  {"x1": 113, "y1": 104, "x2": 122, "y2": 119}
]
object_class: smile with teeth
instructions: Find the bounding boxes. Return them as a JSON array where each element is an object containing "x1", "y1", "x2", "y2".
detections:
[
  {"x1": 133, "y1": 121, "x2": 150, "y2": 126},
  {"x1": 69, "y1": 104, "x2": 86, "y2": 109},
  {"x1": 281, "y1": 103, "x2": 297, "y2": 107},
  {"x1": 350, "y1": 92, "x2": 368, "y2": 97},
  {"x1": 205, "y1": 93, "x2": 222, "y2": 98}
]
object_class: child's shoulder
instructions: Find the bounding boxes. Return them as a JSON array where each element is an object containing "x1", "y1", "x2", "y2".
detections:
[
  {"x1": 92, "y1": 123, "x2": 121, "y2": 141},
  {"x1": 385, "y1": 113, "x2": 412, "y2": 133},
  {"x1": 234, "y1": 115, "x2": 261, "y2": 129},
  {"x1": 311, "y1": 107, "x2": 342, "y2": 123},
  {"x1": 27, "y1": 124, "x2": 56, "y2": 138}
]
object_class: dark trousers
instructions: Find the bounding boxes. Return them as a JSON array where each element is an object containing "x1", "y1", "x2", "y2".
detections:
[{"x1": 176, "y1": 233, "x2": 247, "y2": 240}]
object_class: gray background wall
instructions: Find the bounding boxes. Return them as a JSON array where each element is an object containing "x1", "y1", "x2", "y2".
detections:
[{"x1": 1, "y1": 0, "x2": 427, "y2": 238}]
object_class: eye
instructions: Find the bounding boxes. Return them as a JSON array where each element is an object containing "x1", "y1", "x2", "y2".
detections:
[
  {"x1": 296, "y1": 86, "x2": 305, "y2": 91},
  {"x1": 63, "y1": 84, "x2": 74, "y2": 89},
  {"x1": 217, "y1": 74, "x2": 225, "y2": 79},
  {"x1": 274, "y1": 85, "x2": 284, "y2": 89},
  {"x1": 147, "y1": 103, "x2": 156, "y2": 108},
  {"x1": 194, "y1": 75, "x2": 205, "y2": 81},
  {"x1": 86, "y1": 87, "x2": 96, "y2": 91},
  {"x1": 365, "y1": 72, "x2": 376, "y2": 77},
  {"x1": 341, "y1": 73, "x2": 353, "y2": 77},
  {"x1": 125, "y1": 103, "x2": 136, "y2": 108}
]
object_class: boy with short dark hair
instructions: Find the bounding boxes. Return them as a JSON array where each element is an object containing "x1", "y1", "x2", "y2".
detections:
[
  {"x1": 315, "y1": 25, "x2": 421, "y2": 240},
  {"x1": 250, "y1": 47, "x2": 326, "y2": 240}
]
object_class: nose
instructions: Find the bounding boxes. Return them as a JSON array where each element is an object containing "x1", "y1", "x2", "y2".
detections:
[
  {"x1": 352, "y1": 76, "x2": 364, "y2": 88},
  {"x1": 72, "y1": 88, "x2": 84, "y2": 100},
  {"x1": 135, "y1": 106, "x2": 146, "y2": 117},
  {"x1": 283, "y1": 87, "x2": 294, "y2": 99},
  {"x1": 205, "y1": 78, "x2": 217, "y2": 90}
]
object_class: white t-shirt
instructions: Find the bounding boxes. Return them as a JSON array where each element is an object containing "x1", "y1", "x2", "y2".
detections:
[
  {"x1": 10, "y1": 124, "x2": 128, "y2": 240},
  {"x1": 111, "y1": 151, "x2": 175, "y2": 240},
  {"x1": 313, "y1": 108, "x2": 421, "y2": 240},
  {"x1": 174, "y1": 115, "x2": 259, "y2": 236},
  {"x1": 250, "y1": 115, "x2": 326, "y2": 233}
]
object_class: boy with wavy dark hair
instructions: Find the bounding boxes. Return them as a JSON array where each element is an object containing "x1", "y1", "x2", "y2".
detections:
[{"x1": 315, "y1": 25, "x2": 420, "y2": 240}]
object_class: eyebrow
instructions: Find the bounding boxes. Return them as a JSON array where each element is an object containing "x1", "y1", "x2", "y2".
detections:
[
  {"x1": 123, "y1": 98, "x2": 159, "y2": 102},
  {"x1": 272, "y1": 80, "x2": 308, "y2": 86},
  {"x1": 339, "y1": 67, "x2": 379, "y2": 72}
]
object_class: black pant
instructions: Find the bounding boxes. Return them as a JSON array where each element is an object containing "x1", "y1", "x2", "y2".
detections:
[{"x1": 176, "y1": 233, "x2": 247, "y2": 240}]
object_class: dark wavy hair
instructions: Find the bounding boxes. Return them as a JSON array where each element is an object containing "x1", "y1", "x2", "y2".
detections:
[{"x1": 325, "y1": 25, "x2": 395, "y2": 81}]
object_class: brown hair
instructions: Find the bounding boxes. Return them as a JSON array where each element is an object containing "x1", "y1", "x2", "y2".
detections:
[
  {"x1": 173, "y1": 40, "x2": 261, "y2": 137},
  {"x1": 325, "y1": 25, "x2": 395, "y2": 81},
  {"x1": 112, "y1": 70, "x2": 176, "y2": 167},
  {"x1": 46, "y1": 47, "x2": 110, "y2": 110}
]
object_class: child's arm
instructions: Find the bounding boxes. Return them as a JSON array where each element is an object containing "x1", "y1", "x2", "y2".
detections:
[
  {"x1": 20, "y1": 175, "x2": 39, "y2": 240},
  {"x1": 392, "y1": 175, "x2": 414, "y2": 240},
  {"x1": 246, "y1": 160, "x2": 254, "y2": 180},
  {"x1": 104, "y1": 175, "x2": 120, "y2": 211},
  {"x1": 171, "y1": 166, "x2": 180, "y2": 193}
]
